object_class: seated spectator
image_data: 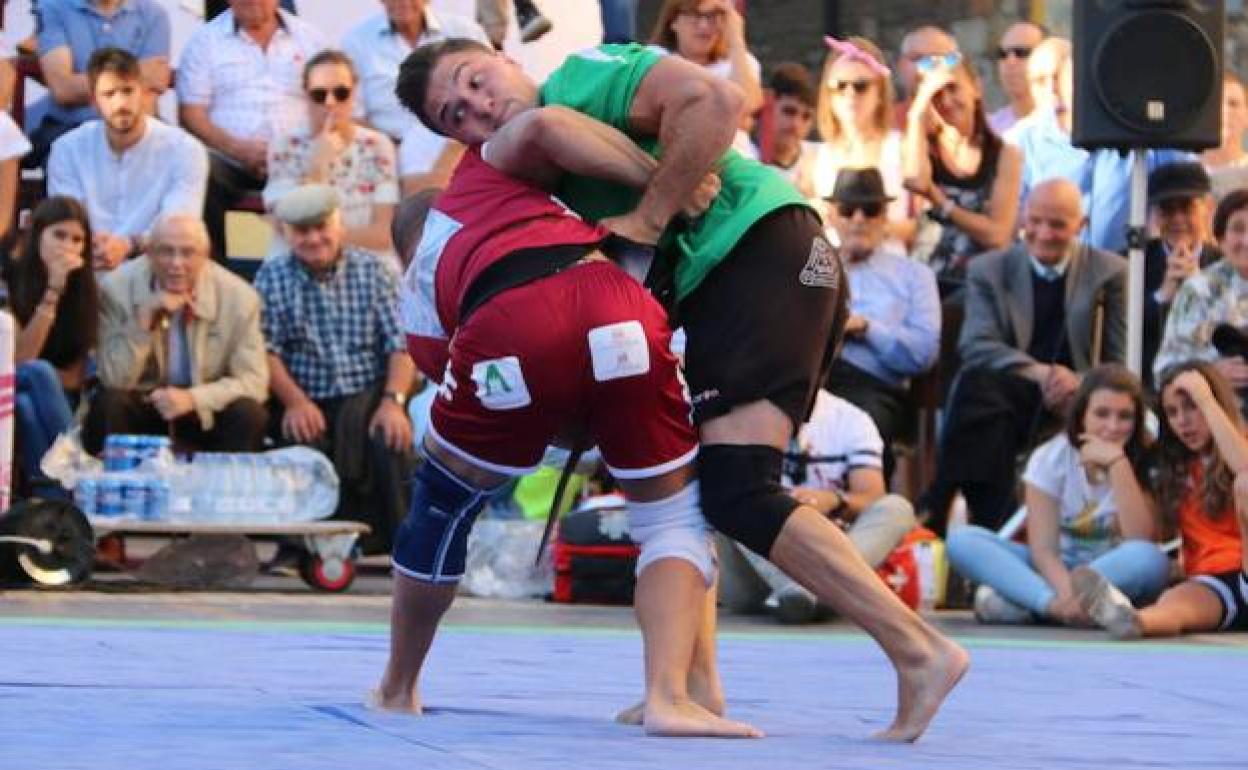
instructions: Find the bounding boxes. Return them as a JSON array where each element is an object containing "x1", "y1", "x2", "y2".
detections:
[
  {"x1": 254, "y1": 185, "x2": 418, "y2": 553},
  {"x1": 987, "y1": 20, "x2": 1044, "y2": 135},
  {"x1": 341, "y1": 0, "x2": 489, "y2": 195},
  {"x1": 811, "y1": 36, "x2": 910, "y2": 242},
  {"x1": 83, "y1": 214, "x2": 269, "y2": 454},
  {"x1": 821, "y1": 168, "x2": 939, "y2": 478},
  {"x1": 947, "y1": 364, "x2": 1169, "y2": 626},
  {"x1": 760, "y1": 62, "x2": 818, "y2": 199},
  {"x1": 1077, "y1": 362, "x2": 1248, "y2": 638},
  {"x1": 177, "y1": 0, "x2": 326, "y2": 261},
  {"x1": 1202, "y1": 71, "x2": 1248, "y2": 200},
  {"x1": 1143, "y1": 162, "x2": 1220, "y2": 389},
  {"x1": 4, "y1": 197, "x2": 98, "y2": 492},
  {"x1": 28, "y1": 0, "x2": 171, "y2": 167},
  {"x1": 48, "y1": 47, "x2": 208, "y2": 272},
  {"x1": 717, "y1": 389, "x2": 916, "y2": 624},
  {"x1": 340, "y1": 0, "x2": 490, "y2": 145},
  {"x1": 1006, "y1": 36, "x2": 1189, "y2": 254},
  {"x1": 263, "y1": 50, "x2": 399, "y2": 260},
  {"x1": 1155, "y1": 189, "x2": 1248, "y2": 411},
  {"x1": 923, "y1": 179, "x2": 1126, "y2": 534},
  {"x1": 649, "y1": 0, "x2": 762, "y2": 157},
  {"x1": 206, "y1": 0, "x2": 296, "y2": 17},
  {"x1": 903, "y1": 55, "x2": 1021, "y2": 297},
  {"x1": 0, "y1": 103, "x2": 31, "y2": 247}
]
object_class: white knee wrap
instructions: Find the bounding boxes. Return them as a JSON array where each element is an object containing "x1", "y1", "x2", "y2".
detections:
[{"x1": 627, "y1": 481, "x2": 716, "y2": 585}]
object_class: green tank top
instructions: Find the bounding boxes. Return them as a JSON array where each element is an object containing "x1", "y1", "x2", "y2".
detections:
[{"x1": 539, "y1": 43, "x2": 811, "y2": 300}]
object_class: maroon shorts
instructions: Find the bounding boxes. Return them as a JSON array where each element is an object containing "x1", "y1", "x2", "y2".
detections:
[{"x1": 429, "y1": 260, "x2": 697, "y2": 478}]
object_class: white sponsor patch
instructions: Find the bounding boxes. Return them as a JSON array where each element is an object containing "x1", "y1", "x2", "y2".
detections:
[
  {"x1": 471, "y1": 357, "x2": 532, "y2": 410},
  {"x1": 798, "y1": 236, "x2": 841, "y2": 289},
  {"x1": 587, "y1": 321, "x2": 651, "y2": 381}
]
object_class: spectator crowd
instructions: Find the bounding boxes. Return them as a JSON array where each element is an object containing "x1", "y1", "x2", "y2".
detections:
[{"x1": 3, "y1": 0, "x2": 1246, "y2": 639}]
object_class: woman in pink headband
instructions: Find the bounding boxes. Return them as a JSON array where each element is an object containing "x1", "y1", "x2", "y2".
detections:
[{"x1": 812, "y1": 35, "x2": 914, "y2": 245}]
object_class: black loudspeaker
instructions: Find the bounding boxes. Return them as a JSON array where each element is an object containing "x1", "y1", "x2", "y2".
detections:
[{"x1": 1073, "y1": 0, "x2": 1224, "y2": 151}]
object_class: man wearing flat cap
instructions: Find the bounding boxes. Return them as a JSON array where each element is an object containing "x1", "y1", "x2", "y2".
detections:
[
  {"x1": 254, "y1": 184, "x2": 419, "y2": 555},
  {"x1": 822, "y1": 168, "x2": 940, "y2": 479},
  {"x1": 1143, "y1": 161, "x2": 1221, "y2": 387}
]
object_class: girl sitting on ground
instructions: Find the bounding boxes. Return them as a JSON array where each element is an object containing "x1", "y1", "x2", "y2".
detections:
[
  {"x1": 1076, "y1": 362, "x2": 1248, "y2": 637},
  {"x1": 947, "y1": 364, "x2": 1170, "y2": 626}
]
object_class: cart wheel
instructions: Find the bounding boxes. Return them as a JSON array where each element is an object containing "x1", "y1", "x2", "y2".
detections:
[
  {"x1": 0, "y1": 499, "x2": 93, "y2": 586},
  {"x1": 300, "y1": 553, "x2": 356, "y2": 592}
]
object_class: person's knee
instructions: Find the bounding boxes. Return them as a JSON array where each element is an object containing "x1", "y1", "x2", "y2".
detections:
[
  {"x1": 1110, "y1": 539, "x2": 1172, "y2": 575},
  {"x1": 391, "y1": 453, "x2": 497, "y2": 584},
  {"x1": 16, "y1": 359, "x2": 59, "y2": 390},
  {"x1": 697, "y1": 444, "x2": 798, "y2": 558},
  {"x1": 862, "y1": 493, "x2": 917, "y2": 532},
  {"x1": 628, "y1": 481, "x2": 715, "y2": 584},
  {"x1": 944, "y1": 525, "x2": 995, "y2": 564},
  {"x1": 220, "y1": 398, "x2": 269, "y2": 449}
]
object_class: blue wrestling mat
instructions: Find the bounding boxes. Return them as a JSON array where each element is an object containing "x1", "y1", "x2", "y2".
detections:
[{"x1": 2, "y1": 618, "x2": 1245, "y2": 770}]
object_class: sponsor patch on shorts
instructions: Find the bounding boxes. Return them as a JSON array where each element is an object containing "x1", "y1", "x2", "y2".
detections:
[
  {"x1": 471, "y1": 356, "x2": 532, "y2": 410},
  {"x1": 587, "y1": 321, "x2": 651, "y2": 381},
  {"x1": 798, "y1": 236, "x2": 840, "y2": 289}
]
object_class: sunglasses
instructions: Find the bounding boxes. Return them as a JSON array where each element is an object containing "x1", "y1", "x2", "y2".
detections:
[
  {"x1": 996, "y1": 45, "x2": 1033, "y2": 60},
  {"x1": 915, "y1": 52, "x2": 962, "y2": 74},
  {"x1": 833, "y1": 78, "x2": 873, "y2": 95},
  {"x1": 778, "y1": 103, "x2": 813, "y2": 119},
  {"x1": 309, "y1": 85, "x2": 352, "y2": 104},
  {"x1": 837, "y1": 202, "x2": 884, "y2": 218}
]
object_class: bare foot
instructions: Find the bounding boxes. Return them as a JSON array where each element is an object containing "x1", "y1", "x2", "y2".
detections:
[
  {"x1": 615, "y1": 673, "x2": 726, "y2": 725},
  {"x1": 368, "y1": 685, "x2": 423, "y2": 714},
  {"x1": 873, "y1": 636, "x2": 969, "y2": 743},
  {"x1": 643, "y1": 699, "x2": 763, "y2": 738}
]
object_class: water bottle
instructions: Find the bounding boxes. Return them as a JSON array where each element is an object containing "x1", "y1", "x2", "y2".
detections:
[{"x1": 75, "y1": 476, "x2": 99, "y2": 517}]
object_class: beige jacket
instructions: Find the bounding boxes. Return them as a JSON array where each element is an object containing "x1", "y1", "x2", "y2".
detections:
[{"x1": 97, "y1": 256, "x2": 269, "y2": 429}]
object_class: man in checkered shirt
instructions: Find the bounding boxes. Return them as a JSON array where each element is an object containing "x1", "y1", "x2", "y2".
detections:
[{"x1": 255, "y1": 184, "x2": 419, "y2": 555}]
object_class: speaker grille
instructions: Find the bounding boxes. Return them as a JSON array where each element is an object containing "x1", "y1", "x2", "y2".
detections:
[{"x1": 1093, "y1": 10, "x2": 1217, "y2": 136}]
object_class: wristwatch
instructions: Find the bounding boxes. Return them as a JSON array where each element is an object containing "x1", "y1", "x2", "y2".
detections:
[{"x1": 384, "y1": 390, "x2": 407, "y2": 407}]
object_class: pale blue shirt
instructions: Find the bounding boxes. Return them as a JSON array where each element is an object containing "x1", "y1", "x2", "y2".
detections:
[
  {"x1": 1008, "y1": 109, "x2": 1191, "y2": 254},
  {"x1": 840, "y1": 244, "x2": 941, "y2": 387},
  {"x1": 47, "y1": 117, "x2": 209, "y2": 237},
  {"x1": 340, "y1": 9, "x2": 490, "y2": 141},
  {"x1": 36, "y1": 0, "x2": 170, "y2": 126}
]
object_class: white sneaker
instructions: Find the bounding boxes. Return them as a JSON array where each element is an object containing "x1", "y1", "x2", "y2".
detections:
[
  {"x1": 1072, "y1": 567, "x2": 1142, "y2": 640},
  {"x1": 973, "y1": 585, "x2": 1035, "y2": 625}
]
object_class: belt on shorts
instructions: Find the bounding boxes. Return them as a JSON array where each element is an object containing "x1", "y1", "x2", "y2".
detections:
[{"x1": 458, "y1": 243, "x2": 597, "y2": 323}]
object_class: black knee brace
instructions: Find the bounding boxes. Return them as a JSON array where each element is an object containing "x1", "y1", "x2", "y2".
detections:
[{"x1": 697, "y1": 444, "x2": 800, "y2": 557}]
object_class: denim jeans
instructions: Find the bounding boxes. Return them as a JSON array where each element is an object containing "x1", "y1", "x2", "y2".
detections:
[
  {"x1": 15, "y1": 360, "x2": 73, "y2": 477},
  {"x1": 946, "y1": 524, "x2": 1172, "y2": 615}
]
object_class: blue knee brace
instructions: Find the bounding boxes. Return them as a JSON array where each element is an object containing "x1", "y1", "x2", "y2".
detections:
[{"x1": 392, "y1": 454, "x2": 492, "y2": 584}]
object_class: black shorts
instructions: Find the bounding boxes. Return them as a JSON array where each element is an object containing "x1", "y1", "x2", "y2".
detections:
[
  {"x1": 1192, "y1": 570, "x2": 1248, "y2": 631},
  {"x1": 679, "y1": 205, "x2": 847, "y2": 428}
]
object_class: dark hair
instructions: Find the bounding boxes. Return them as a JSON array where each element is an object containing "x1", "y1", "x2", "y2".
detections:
[
  {"x1": 303, "y1": 48, "x2": 358, "y2": 90},
  {"x1": 770, "y1": 62, "x2": 815, "y2": 108},
  {"x1": 1064, "y1": 364, "x2": 1151, "y2": 486},
  {"x1": 1155, "y1": 360, "x2": 1243, "y2": 528},
  {"x1": 4, "y1": 197, "x2": 98, "y2": 368},
  {"x1": 86, "y1": 47, "x2": 141, "y2": 92},
  {"x1": 1212, "y1": 188, "x2": 1248, "y2": 240},
  {"x1": 392, "y1": 188, "x2": 441, "y2": 268},
  {"x1": 396, "y1": 38, "x2": 495, "y2": 135},
  {"x1": 650, "y1": 0, "x2": 728, "y2": 63}
]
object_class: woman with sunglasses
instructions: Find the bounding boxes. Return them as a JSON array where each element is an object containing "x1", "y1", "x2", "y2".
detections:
[
  {"x1": 649, "y1": 0, "x2": 763, "y2": 156},
  {"x1": 903, "y1": 57, "x2": 1022, "y2": 299},
  {"x1": 811, "y1": 36, "x2": 913, "y2": 246},
  {"x1": 264, "y1": 50, "x2": 399, "y2": 260}
]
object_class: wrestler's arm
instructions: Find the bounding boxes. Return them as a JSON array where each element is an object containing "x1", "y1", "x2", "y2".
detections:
[
  {"x1": 483, "y1": 105, "x2": 657, "y2": 191},
  {"x1": 615, "y1": 55, "x2": 745, "y2": 241}
]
